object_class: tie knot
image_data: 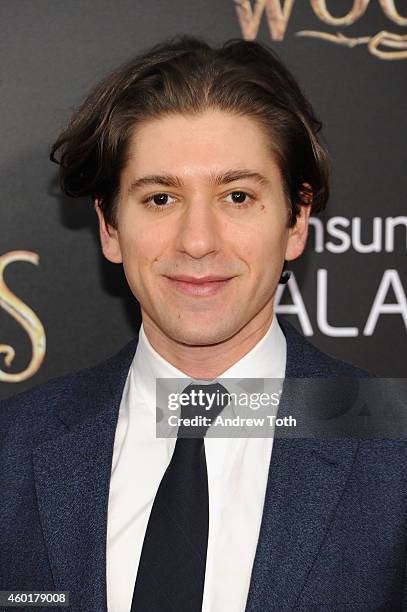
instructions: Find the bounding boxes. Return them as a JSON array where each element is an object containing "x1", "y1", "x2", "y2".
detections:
[{"x1": 177, "y1": 381, "x2": 231, "y2": 438}]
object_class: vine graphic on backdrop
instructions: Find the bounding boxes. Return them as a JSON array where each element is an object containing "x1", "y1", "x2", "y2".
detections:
[
  {"x1": 0, "y1": 251, "x2": 46, "y2": 383},
  {"x1": 235, "y1": 0, "x2": 407, "y2": 59}
]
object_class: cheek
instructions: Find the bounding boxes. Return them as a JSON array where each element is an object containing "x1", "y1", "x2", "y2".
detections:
[
  {"x1": 118, "y1": 225, "x2": 169, "y2": 275},
  {"x1": 234, "y1": 221, "x2": 288, "y2": 261},
  {"x1": 119, "y1": 234, "x2": 140, "y2": 264}
]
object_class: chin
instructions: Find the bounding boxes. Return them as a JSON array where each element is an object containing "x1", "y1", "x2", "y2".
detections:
[{"x1": 164, "y1": 317, "x2": 236, "y2": 347}]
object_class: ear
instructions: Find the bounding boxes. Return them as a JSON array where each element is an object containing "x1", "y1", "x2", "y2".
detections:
[
  {"x1": 284, "y1": 186, "x2": 312, "y2": 262},
  {"x1": 94, "y1": 199, "x2": 123, "y2": 264}
]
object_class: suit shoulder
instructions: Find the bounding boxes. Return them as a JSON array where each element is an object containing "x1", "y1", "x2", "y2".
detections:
[
  {"x1": 302, "y1": 336, "x2": 372, "y2": 377},
  {"x1": 278, "y1": 316, "x2": 373, "y2": 378},
  {"x1": 0, "y1": 336, "x2": 138, "y2": 436}
]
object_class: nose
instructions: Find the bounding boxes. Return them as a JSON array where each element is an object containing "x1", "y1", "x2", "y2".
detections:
[{"x1": 176, "y1": 198, "x2": 221, "y2": 259}]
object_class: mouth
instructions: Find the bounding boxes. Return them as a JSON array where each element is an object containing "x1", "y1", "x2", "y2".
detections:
[{"x1": 164, "y1": 275, "x2": 234, "y2": 297}]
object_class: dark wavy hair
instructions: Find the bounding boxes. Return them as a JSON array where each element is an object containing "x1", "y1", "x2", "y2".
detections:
[{"x1": 50, "y1": 34, "x2": 330, "y2": 229}]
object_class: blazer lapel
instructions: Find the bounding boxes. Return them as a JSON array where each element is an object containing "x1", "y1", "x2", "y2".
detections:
[
  {"x1": 244, "y1": 436, "x2": 358, "y2": 611},
  {"x1": 245, "y1": 319, "x2": 360, "y2": 611},
  {"x1": 32, "y1": 336, "x2": 138, "y2": 612}
]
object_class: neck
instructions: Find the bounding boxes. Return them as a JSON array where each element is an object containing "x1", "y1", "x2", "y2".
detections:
[{"x1": 141, "y1": 307, "x2": 274, "y2": 379}]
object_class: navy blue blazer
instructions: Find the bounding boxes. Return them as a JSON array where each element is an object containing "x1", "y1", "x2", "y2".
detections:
[{"x1": 1, "y1": 317, "x2": 406, "y2": 611}]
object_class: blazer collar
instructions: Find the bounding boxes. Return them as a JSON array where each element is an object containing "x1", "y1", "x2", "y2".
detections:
[
  {"x1": 245, "y1": 317, "x2": 360, "y2": 610},
  {"x1": 32, "y1": 334, "x2": 139, "y2": 611}
]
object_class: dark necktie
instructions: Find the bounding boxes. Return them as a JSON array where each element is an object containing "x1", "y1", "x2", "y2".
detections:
[{"x1": 130, "y1": 381, "x2": 230, "y2": 612}]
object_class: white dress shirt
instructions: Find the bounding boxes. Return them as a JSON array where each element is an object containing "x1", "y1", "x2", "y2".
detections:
[{"x1": 106, "y1": 315, "x2": 287, "y2": 612}]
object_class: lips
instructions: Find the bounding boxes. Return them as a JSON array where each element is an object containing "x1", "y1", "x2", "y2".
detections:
[
  {"x1": 165, "y1": 275, "x2": 233, "y2": 297},
  {"x1": 168, "y1": 275, "x2": 232, "y2": 283}
]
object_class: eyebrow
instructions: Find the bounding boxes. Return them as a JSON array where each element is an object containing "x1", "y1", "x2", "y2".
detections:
[{"x1": 127, "y1": 169, "x2": 271, "y2": 194}]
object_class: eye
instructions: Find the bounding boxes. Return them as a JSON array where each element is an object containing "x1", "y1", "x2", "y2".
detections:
[
  {"x1": 225, "y1": 191, "x2": 255, "y2": 207},
  {"x1": 142, "y1": 193, "x2": 176, "y2": 209}
]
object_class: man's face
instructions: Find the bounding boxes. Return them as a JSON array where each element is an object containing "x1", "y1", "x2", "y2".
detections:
[{"x1": 96, "y1": 109, "x2": 309, "y2": 346}]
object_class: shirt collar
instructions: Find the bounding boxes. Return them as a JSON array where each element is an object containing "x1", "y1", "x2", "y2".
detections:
[{"x1": 131, "y1": 314, "x2": 286, "y2": 410}]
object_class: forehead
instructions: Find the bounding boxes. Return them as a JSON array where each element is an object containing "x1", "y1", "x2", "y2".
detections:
[{"x1": 121, "y1": 109, "x2": 280, "y2": 183}]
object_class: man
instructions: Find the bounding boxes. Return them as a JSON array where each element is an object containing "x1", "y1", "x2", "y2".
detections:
[{"x1": 1, "y1": 35, "x2": 406, "y2": 612}]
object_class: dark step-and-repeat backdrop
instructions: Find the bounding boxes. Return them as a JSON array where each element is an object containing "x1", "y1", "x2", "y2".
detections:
[{"x1": 1, "y1": 1, "x2": 406, "y2": 400}]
